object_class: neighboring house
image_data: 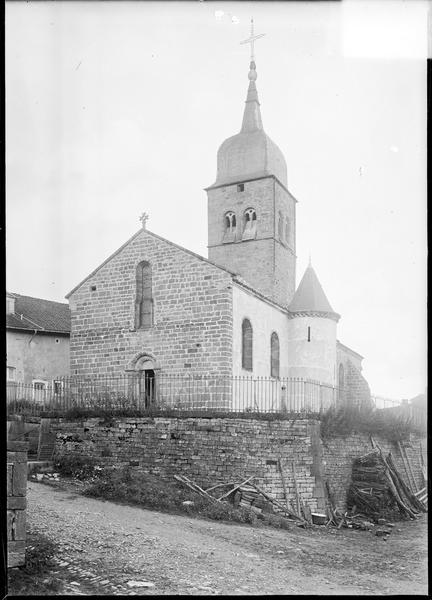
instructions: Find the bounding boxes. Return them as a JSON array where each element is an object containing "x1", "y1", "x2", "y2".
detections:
[
  {"x1": 64, "y1": 54, "x2": 371, "y2": 412},
  {"x1": 6, "y1": 292, "x2": 70, "y2": 397}
]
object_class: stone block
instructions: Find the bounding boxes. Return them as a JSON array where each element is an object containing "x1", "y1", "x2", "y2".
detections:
[
  {"x1": 7, "y1": 464, "x2": 13, "y2": 496},
  {"x1": 15, "y1": 511, "x2": 26, "y2": 541},
  {"x1": 12, "y1": 463, "x2": 27, "y2": 496},
  {"x1": 8, "y1": 540, "x2": 26, "y2": 568},
  {"x1": 7, "y1": 496, "x2": 26, "y2": 510}
]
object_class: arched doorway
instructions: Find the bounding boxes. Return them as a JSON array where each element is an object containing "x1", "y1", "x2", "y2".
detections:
[{"x1": 126, "y1": 354, "x2": 158, "y2": 408}]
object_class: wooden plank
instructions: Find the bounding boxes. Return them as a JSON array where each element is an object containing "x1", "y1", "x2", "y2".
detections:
[
  {"x1": 278, "y1": 458, "x2": 291, "y2": 515},
  {"x1": 292, "y1": 460, "x2": 301, "y2": 516},
  {"x1": 397, "y1": 441, "x2": 415, "y2": 492},
  {"x1": 250, "y1": 483, "x2": 305, "y2": 523},
  {"x1": 402, "y1": 444, "x2": 419, "y2": 493},
  {"x1": 217, "y1": 476, "x2": 254, "y2": 502},
  {"x1": 174, "y1": 475, "x2": 218, "y2": 503}
]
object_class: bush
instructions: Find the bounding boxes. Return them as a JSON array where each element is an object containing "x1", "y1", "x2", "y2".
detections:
[
  {"x1": 53, "y1": 454, "x2": 102, "y2": 480},
  {"x1": 320, "y1": 403, "x2": 425, "y2": 441}
]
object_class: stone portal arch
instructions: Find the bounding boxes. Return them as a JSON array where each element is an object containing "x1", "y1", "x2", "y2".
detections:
[{"x1": 125, "y1": 353, "x2": 159, "y2": 407}]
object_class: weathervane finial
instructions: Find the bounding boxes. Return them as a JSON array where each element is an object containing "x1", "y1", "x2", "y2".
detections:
[{"x1": 240, "y1": 17, "x2": 265, "y2": 62}]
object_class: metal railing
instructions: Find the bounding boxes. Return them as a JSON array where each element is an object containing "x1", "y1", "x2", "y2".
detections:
[
  {"x1": 6, "y1": 375, "x2": 346, "y2": 417},
  {"x1": 372, "y1": 395, "x2": 426, "y2": 429}
]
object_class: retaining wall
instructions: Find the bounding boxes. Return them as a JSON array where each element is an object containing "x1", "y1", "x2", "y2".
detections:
[
  {"x1": 7, "y1": 441, "x2": 28, "y2": 568},
  {"x1": 51, "y1": 416, "x2": 426, "y2": 514}
]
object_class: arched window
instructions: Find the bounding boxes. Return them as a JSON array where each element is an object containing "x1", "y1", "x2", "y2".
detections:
[
  {"x1": 278, "y1": 212, "x2": 284, "y2": 240},
  {"x1": 243, "y1": 208, "x2": 257, "y2": 240},
  {"x1": 135, "y1": 261, "x2": 153, "y2": 329},
  {"x1": 241, "y1": 318, "x2": 253, "y2": 371},
  {"x1": 285, "y1": 218, "x2": 290, "y2": 246},
  {"x1": 338, "y1": 363, "x2": 345, "y2": 391},
  {"x1": 225, "y1": 211, "x2": 236, "y2": 232},
  {"x1": 270, "y1": 332, "x2": 280, "y2": 378}
]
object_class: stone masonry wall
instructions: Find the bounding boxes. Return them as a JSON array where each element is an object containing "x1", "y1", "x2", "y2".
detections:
[
  {"x1": 68, "y1": 230, "x2": 233, "y2": 378},
  {"x1": 52, "y1": 416, "x2": 426, "y2": 517},
  {"x1": 322, "y1": 433, "x2": 426, "y2": 510},
  {"x1": 52, "y1": 417, "x2": 325, "y2": 514},
  {"x1": 7, "y1": 441, "x2": 28, "y2": 568},
  {"x1": 207, "y1": 177, "x2": 295, "y2": 307}
]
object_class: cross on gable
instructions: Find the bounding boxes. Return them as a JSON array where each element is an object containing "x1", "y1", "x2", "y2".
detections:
[
  {"x1": 139, "y1": 212, "x2": 149, "y2": 228},
  {"x1": 240, "y1": 17, "x2": 265, "y2": 61}
]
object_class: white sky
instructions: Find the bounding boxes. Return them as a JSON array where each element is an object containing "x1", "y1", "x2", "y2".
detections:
[{"x1": 6, "y1": 1, "x2": 428, "y2": 400}]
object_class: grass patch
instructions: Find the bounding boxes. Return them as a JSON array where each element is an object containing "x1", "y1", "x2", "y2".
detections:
[
  {"x1": 8, "y1": 531, "x2": 62, "y2": 596},
  {"x1": 81, "y1": 466, "x2": 260, "y2": 525},
  {"x1": 41, "y1": 406, "x2": 320, "y2": 421}
]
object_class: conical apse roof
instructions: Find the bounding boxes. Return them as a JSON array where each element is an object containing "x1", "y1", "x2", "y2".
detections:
[{"x1": 289, "y1": 264, "x2": 339, "y2": 319}]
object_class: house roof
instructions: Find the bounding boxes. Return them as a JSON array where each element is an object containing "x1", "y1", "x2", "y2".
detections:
[
  {"x1": 6, "y1": 293, "x2": 71, "y2": 333},
  {"x1": 289, "y1": 264, "x2": 337, "y2": 315},
  {"x1": 65, "y1": 227, "x2": 238, "y2": 299},
  {"x1": 337, "y1": 340, "x2": 364, "y2": 361}
]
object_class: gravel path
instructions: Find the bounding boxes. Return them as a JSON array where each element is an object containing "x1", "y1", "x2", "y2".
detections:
[{"x1": 26, "y1": 482, "x2": 428, "y2": 595}]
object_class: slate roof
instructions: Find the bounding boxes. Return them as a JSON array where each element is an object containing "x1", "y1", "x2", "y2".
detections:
[
  {"x1": 6, "y1": 293, "x2": 70, "y2": 334},
  {"x1": 289, "y1": 265, "x2": 337, "y2": 314}
]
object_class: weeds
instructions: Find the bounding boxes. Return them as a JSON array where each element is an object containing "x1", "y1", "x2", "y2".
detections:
[
  {"x1": 320, "y1": 403, "x2": 425, "y2": 441},
  {"x1": 81, "y1": 466, "x2": 259, "y2": 525},
  {"x1": 53, "y1": 454, "x2": 102, "y2": 480},
  {"x1": 8, "y1": 531, "x2": 62, "y2": 596}
]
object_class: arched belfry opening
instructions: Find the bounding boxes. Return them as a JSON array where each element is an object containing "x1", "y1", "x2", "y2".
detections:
[{"x1": 126, "y1": 353, "x2": 158, "y2": 408}]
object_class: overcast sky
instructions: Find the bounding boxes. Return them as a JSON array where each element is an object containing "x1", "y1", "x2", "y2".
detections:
[{"x1": 6, "y1": 1, "x2": 428, "y2": 400}]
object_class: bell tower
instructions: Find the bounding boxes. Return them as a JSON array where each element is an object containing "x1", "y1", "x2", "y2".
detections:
[{"x1": 205, "y1": 21, "x2": 297, "y2": 307}]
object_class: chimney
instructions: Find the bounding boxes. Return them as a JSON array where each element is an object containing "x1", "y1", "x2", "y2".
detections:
[{"x1": 6, "y1": 293, "x2": 16, "y2": 315}]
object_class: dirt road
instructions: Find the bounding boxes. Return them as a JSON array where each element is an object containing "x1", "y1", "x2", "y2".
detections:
[{"x1": 25, "y1": 482, "x2": 427, "y2": 595}]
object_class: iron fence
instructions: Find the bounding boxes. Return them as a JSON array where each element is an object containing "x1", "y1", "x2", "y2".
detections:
[
  {"x1": 7, "y1": 376, "x2": 425, "y2": 427},
  {"x1": 372, "y1": 395, "x2": 425, "y2": 429},
  {"x1": 6, "y1": 374, "x2": 346, "y2": 417}
]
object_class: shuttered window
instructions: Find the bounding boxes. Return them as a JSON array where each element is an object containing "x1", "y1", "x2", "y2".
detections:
[
  {"x1": 270, "y1": 332, "x2": 280, "y2": 378},
  {"x1": 242, "y1": 318, "x2": 253, "y2": 371},
  {"x1": 135, "y1": 261, "x2": 153, "y2": 329}
]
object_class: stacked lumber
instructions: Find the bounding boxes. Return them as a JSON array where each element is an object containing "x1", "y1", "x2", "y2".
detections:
[
  {"x1": 236, "y1": 485, "x2": 265, "y2": 514},
  {"x1": 347, "y1": 446, "x2": 427, "y2": 521}
]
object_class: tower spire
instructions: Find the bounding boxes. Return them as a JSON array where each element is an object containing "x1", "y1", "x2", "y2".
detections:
[{"x1": 240, "y1": 18, "x2": 266, "y2": 133}]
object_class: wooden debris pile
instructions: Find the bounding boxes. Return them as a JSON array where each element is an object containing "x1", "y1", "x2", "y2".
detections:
[
  {"x1": 173, "y1": 473, "x2": 308, "y2": 526},
  {"x1": 346, "y1": 444, "x2": 427, "y2": 521}
]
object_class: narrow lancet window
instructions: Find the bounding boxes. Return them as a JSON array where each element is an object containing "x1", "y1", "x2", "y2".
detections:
[
  {"x1": 285, "y1": 218, "x2": 290, "y2": 246},
  {"x1": 242, "y1": 208, "x2": 257, "y2": 240},
  {"x1": 135, "y1": 261, "x2": 153, "y2": 329},
  {"x1": 223, "y1": 211, "x2": 237, "y2": 243},
  {"x1": 242, "y1": 318, "x2": 253, "y2": 371},
  {"x1": 270, "y1": 332, "x2": 280, "y2": 377},
  {"x1": 278, "y1": 212, "x2": 284, "y2": 240}
]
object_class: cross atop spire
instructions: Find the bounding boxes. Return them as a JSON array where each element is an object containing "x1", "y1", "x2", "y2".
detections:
[{"x1": 240, "y1": 17, "x2": 265, "y2": 62}]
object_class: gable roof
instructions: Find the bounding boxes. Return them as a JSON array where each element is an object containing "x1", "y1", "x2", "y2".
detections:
[
  {"x1": 66, "y1": 227, "x2": 237, "y2": 299},
  {"x1": 6, "y1": 293, "x2": 70, "y2": 334},
  {"x1": 289, "y1": 264, "x2": 337, "y2": 315},
  {"x1": 337, "y1": 340, "x2": 364, "y2": 361}
]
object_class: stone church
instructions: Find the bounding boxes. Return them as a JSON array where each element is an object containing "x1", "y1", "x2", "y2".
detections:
[{"x1": 66, "y1": 54, "x2": 371, "y2": 411}]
